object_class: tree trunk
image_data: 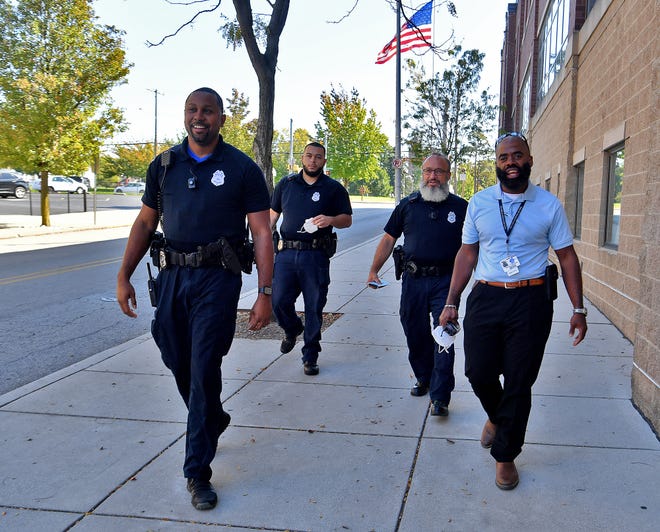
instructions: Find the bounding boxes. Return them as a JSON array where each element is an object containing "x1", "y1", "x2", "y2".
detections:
[
  {"x1": 233, "y1": 0, "x2": 290, "y2": 196},
  {"x1": 40, "y1": 170, "x2": 50, "y2": 227},
  {"x1": 253, "y1": 64, "x2": 276, "y2": 194}
]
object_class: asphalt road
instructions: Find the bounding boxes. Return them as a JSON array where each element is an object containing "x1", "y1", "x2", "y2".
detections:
[
  {"x1": 0, "y1": 191, "x2": 143, "y2": 216},
  {"x1": 0, "y1": 204, "x2": 392, "y2": 395}
]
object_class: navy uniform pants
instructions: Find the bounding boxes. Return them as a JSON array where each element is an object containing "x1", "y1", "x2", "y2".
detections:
[
  {"x1": 272, "y1": 249, "x2": 330, "y2": 365},
  {"x1": 400, "y1": 273, "x2": 455, "y2": 404},
  {"x1": 151, "y1": 265, "x2": 241, "y2": 481},
  {"x1": 463, "y1": 282, "x2": 553, "y2": 462}
]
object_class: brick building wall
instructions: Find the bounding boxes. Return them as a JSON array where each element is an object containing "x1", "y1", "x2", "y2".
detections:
[{"x1": 499, "y1": 0, "x2": 658, "y2": 432}]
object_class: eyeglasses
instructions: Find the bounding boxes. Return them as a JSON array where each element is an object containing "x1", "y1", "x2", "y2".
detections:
[
  {"x1": 422, "y1": 168, "x2": 450, "y2": 176},
  {"x1": 495, "y1": 132, "x2": 528, "y2": 148}
]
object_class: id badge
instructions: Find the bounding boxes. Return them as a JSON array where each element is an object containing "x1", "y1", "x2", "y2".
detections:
[{"x1": 500, "y1": 255, "x2": 520, "y2": 276}]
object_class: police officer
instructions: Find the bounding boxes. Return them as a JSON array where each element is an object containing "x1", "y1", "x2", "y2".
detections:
[
  {"x1": 117, "y1": 88, "x2": 273, "y2": 511},
  {"x1": 270, "y1": 142, "x2": 352, "y2": 375},
  {"x1": 368, "y1": 153, "x2": 467, "y2": 416}
]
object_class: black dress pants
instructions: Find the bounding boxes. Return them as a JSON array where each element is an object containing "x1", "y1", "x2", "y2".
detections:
[
  {"x1": 400, "y1": 273, "x2": 455, "y2": 404},
  {"x1": 463, "y1": 282, "x2": 553, "y2": 462},
  {"x1": 151, "y1": 266, "x2": 241, "y2": 481}
]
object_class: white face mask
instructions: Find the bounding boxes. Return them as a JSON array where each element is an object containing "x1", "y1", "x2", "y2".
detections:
[
  {"x1": 432, "y1": 321, "x2": 461, "y2": 353},
  {"x1": 302, "y1": 218, "x2": 318, "y2": 233}
]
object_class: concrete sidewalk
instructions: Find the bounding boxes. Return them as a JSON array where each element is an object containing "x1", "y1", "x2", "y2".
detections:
[{"x1": 1, "y1": 237, "x2": 658, "y2": 531}]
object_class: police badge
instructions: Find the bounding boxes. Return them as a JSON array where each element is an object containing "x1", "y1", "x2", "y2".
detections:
[
  {"x1": 211, "y1": 170, "x2": 225, "y2": 186},
  {"x1": 159, "y1": 249, "x2": 168, "y2": 269}
]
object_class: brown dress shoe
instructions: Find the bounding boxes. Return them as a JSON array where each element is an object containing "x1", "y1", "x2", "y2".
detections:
[
  {"x1": 480, "y1": 419, "x2": 497, "y2": 448},
  {"x1": 495, "y1": 461, "x2": 519, "y2": 490}
]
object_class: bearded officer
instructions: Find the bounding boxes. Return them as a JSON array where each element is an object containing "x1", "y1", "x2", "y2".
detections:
[
  {"x1": 270, "y1": 142, "x2": 352, "y2": 375},
  {"x1": 368, "y1": 153, "x2": 467, "y2": 416}
]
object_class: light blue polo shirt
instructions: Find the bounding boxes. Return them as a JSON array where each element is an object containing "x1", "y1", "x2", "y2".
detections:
[{"x1": 462, "y1": 183, "x2": 573, "y2": 282}]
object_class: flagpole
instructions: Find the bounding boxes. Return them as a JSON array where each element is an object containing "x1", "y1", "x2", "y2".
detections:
[
  {"x1": 394, "y1": 0, "x2": 402, "y2": 204},
  {"x1": 431, "y1": 1, "x2": 436, "y2": 76}
]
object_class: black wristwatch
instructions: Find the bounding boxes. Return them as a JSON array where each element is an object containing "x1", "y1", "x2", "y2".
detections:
[{"x1": 258, "y1": 286, "x2": 272, "y2": 296}]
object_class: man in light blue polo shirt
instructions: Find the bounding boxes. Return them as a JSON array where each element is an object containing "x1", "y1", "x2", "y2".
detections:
[{"x1": 439, "y1": 132, "x2": 588, "y2": 491}]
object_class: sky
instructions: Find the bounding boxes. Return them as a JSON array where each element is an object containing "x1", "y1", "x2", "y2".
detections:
[{"x1": 92, "y1": 0, "x2": 513, "y2": 148}]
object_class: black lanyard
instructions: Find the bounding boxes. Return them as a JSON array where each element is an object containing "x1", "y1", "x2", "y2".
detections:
[{"x1": 498, "y1": 199, "x2": 526, "y2": 245}]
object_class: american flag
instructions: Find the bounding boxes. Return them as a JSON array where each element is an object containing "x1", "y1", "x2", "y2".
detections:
[{"x1": 375, "y1": 1, "x2": 433, "y2": 65}]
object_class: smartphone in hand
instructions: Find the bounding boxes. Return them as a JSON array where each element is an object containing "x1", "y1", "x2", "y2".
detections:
[{"x1": 368, "y1": 280, "x2": 389, "y2": 289}]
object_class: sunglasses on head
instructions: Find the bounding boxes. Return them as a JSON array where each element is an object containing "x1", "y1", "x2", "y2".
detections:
[{"x1": 495, "y1": 132, "x2": 528, "y2": 148}]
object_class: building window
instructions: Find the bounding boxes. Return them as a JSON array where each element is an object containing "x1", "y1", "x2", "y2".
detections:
[
  {"x1": 573, "y1": 163, "x2": 584, "y2": 239},
  {"x1": 604, "y1": 146, "x2": 624, "y2": 248},
  {"x1": 520, "y1": 73, "x2": 530, "y2": 134},
  {"x1": 538, "y1": 0, "x2": 571, "y2": 102}
]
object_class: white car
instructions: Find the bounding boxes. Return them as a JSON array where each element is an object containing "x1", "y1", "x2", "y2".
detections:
[
  {"x1": 33, "y1": 175, "x2": 88, "y2": 194},
  {"x1": 114, "y1": 182, "x2": 146, "y2": 194}
]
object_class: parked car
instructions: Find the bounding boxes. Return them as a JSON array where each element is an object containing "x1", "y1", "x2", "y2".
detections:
[
  {"x1": 33, "y1": 175, "x2": 88, "y2": 194},
  {"x1": 0, "y1": 171, "x2": 30, "y2": 199},
  {"x1": 69, "y1": 176, "x2": 91, "y2": 188},
  {"x1": 114, "y1": 182, "x2": 146, "y2": 194}
]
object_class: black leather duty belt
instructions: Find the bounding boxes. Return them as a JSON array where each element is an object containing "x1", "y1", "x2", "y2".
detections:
[
  {"x1": 277, "y1": 239, "x2": 322, "y2": 251},
  {"x1": 404, "y1": 261, "x2": 453, "y2": 277},
  {"x1": 162, "y1": 249, "x2": 223, "y2": 268},
  {"x1": 163, "y1": 249, "x2": 222, "y2": 268}
]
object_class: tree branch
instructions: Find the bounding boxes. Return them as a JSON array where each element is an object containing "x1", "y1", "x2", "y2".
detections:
[
  {"x1": 326, "y1": 0, "x2": 359, "y2": 23},
  {"x1": 399, "y1": 0, "x2": 456, "y2": 58},
  {"x1": 146, "y1": 0, "x2": 222, "y2": 47}
]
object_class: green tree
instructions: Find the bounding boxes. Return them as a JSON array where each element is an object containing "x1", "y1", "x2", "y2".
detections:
[
  {"x1": 403, "y1": 46, "x2": 497, "y2": 191},
  {"x1": 0, "y1": 0, "x2": 130, "y2": 225},
  {"x1": 377, "y1": 149, "x2": 395, "y2": 197},
  {"x1": 99, "y1": 141, "x2": 175, "y2": 187},
  {"x1": 315, "y1": 85, "x2": 392, "y2": 194},
  {"x1": 221, "y1": 88, "x2": 257, "y2": 156}
]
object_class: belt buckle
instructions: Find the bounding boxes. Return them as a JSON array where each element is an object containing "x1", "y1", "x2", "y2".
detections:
[
  {"x1": 187, "y1": 252, "x2": 200, "y2": 268},
  {"x1": 277, "y1": 240, "x2": 284, "y2": 251},
  {"x1": 504, "y1": 281, "x2": 517, "y2": 289}
]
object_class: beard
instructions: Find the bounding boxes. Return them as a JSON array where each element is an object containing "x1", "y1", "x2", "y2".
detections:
[
  {"x1": 303, "y1": 164, "x2": 323, "y2": 178},
  {"x1": 496, "y1": 162, "x2": 532, "y2": 192},
  {"x1": 187, "y1": 122, "x2": 216, "y2": 146},
  {"x1": 419, "y1": 180, "x2": 450, "y2": 203}
]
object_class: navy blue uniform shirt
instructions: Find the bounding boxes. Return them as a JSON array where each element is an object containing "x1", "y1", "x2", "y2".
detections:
[
  {"x1": 271, "y1": 172, "x2": 352, "y2": 242},
  {"x1": 384, "y1": 191, "x2": 467, "y2": 266},
  {"x1": 143, "y1": 136, "x2": 270, "y2": 252}
]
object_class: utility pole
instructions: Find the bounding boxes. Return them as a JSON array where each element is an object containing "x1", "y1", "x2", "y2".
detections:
[
  {"x1": 394, "y1": 0, "x2": 402, "y2": 203},
  {"x1": 148, "y1": 89, "x2": 163, "y2": 158},
  {"x1": 324, "y1": 132, "x2": 330, "y2": 174},
  {"x1": 288, "y1": 119, "x2": 294, "y2": 172},
  {"x1": 473, "y1": 143, "x2": 478, "y2": 195}
]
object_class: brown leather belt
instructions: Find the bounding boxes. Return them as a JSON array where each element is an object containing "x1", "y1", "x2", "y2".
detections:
[{"x1": 479, "y1": 277, "x2": 544, "y2": 289}]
